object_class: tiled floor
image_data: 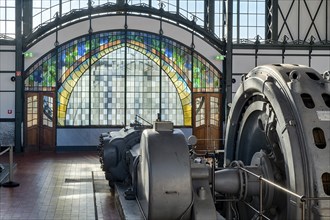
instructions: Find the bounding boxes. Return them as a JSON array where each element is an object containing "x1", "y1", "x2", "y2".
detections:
[{"x1": 0, "y1": 151, "x2": 120, "y2": 220}]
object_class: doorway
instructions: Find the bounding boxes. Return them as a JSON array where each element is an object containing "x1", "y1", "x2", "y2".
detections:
[
  {"x1": 25, "y1": 92, "x2": 56, "y2": 151},
  {"x1": 193, "y1": 93, "x2": 222, "y2": 152}
]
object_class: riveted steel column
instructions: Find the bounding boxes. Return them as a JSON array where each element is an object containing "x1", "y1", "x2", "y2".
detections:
[
  {"x1": 266, "y1": 0, "x2": 278, "y2": 41},
  {"x1": 124, "y1": 6, "x2": 128, "y2": 125},
  {"x1": 88, "y1": 0, "x2": 93, "y2": 126},
  {"x1": 15, "y1": 0, "x2": 23, "y2": 152},
  {"x1": 22, "y1": 0, "x2": 32, "y2": 37},
  {"x1": 225, "y1": 0, "x2": 233, "y2": 112},
  {"x1": 272, "y1": 0, "x2": 278, "y2": 41},
  {"x1": 205, "y1": 0, "x2": 215, "y2": 32}
]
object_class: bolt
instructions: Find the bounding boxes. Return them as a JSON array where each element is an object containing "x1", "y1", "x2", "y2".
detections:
[{"x1": 198, "y1": 187, "x2": 206, "y2": 200}]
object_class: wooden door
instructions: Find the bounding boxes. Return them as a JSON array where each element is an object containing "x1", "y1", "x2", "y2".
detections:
[
  {"x1": 25, "y1": 93, "x2": 56, "y2": 151},
  {"x1": 193, "y1": 93, "x2": 221, "y2": 152}
]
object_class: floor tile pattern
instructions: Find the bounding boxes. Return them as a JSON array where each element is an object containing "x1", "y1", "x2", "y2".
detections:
[{"x1": 0, "y1": 152, "x2": 120, "y2": 220}]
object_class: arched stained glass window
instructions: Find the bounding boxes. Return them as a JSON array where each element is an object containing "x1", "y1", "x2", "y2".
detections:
[
  {"x1": 57, "y1": 36, "x2": 91, "y2": 84},
  {"x1": 193, "y1": 53, "x2": 221, "y2": 92},
  {"x1": 25, "y1": 52, "x2": 57, "y2": 91},
  {"x1": 68, "y1": 47, "x2": 184, "y2": 126},
  {"x1": 24, "y1": 30, "x2": 222, "y2": 127}
]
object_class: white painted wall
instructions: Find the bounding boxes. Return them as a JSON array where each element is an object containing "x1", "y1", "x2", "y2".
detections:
[
  {"x1": 0, "y1": 46, "x2": 15, "y2": 119},
  {"x1": 0, "y1": 73, "x2": 16, "y2": 91},
  {"x1": 25, "y1": 15, "x2": 223, "y2": 72},
  {"x1": 231, "y1": 49, "x2": 330, "y2": 99},
  {"x1": 0, "y1": 51, "x2": 15, "y2": 71},
  {"x1": 0, "y1": 92, "x2": 15, "y2": 118},
  {"x1": 311, "y1": 51, "x2": 330, "y2": 74}
]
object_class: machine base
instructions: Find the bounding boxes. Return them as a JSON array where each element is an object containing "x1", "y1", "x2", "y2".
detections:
[{"x1": 115, "y1": 183, "x2": 144, "y2": 220}]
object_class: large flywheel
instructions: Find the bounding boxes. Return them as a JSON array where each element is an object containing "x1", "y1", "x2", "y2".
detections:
[{"x1": 224, "y1": 64, "x2": 330, "y2": 219}]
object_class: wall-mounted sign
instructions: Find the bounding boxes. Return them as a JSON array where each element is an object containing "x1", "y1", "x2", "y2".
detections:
[
  {"x1": 24, "y1": 52, "x2": 34, "y2": 58},
  {"x1": 8, "y1": 109, "x2": 12, "y2": 114}
]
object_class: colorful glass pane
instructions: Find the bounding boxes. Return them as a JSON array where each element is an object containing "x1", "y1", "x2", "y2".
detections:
[
  {"x1": 193, "y1": 53, "x2": 221, "y2": 92},
  {"x1": 25, "y1": 52, "x2": 56, "y2": 91},
  {"x1": 24, "y1": 31, "x2": 222, "y2": 127}
]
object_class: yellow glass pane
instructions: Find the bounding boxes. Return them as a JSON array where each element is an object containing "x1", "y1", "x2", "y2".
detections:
[
  {"x1": 167, "y1": 71, "x2": 175, "y2": 78},
  {"x1": 62, "y1": 85, "x2": 71, "y2": 95},
  {"x1": 58, "y1": 118, "x2": 65, "y2": 126},
  {"x1": 184, "y1": 117, "x2": 192, "y2": 126},
  {"x1": 181, "y1": 98, "x2": 191, "y2": 106},
  {"x1": 58, "y1": 105, "x2": 67, "y2": 112},
  {"x1": 58, "y1": 112, "x2": 66, "y2": 118}
]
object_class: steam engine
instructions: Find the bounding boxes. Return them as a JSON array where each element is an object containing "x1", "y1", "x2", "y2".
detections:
[{"x1": 98, "y1": 64, "x2": 330, "y2": 219}]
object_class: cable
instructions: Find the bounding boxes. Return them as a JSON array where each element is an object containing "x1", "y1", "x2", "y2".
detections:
[{"x1": 179, "y1": 190, "x2": 195, "y2": 220}]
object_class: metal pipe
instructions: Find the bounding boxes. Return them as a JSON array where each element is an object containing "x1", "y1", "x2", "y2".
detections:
[
  {"x1": 214, "y1": 169, "x2": 240, "y2": 194},
  {"x1": 239, "y1": 166, "x2": 311, "y2": 220},
  {"x1": 226, "y1": 201, "x2": 233, "y2": 220},
  {"x1": 240, "y1": 167, "x2": 305, "y2": 200},
  {"x1": 1, "y1": 146, "x2": 20, "y2": 187},
  {"x1": 259, "y1": 176, "x2": 263, "y2": 220},
  {"x1": 303, "y1": 197, "x2": 330, "y2": 201},
  {"x1": 9, "y1": 146, "x2": 13, "y2": 182},
  {"x1": 243, "y1": 201, "x2": 271, "y2": 220},
  {"x1": 302, "y1": 200, "x2": 305, "y2": 220},
  {"x1": 0, "y1": 147, "x2": 10, "y2": 156}
]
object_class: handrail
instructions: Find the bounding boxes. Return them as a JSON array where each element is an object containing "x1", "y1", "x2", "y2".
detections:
[
  {"x1": 240, "y1": 167, "x2": 305, "y2": 201},
  {"x1": 0, "y1": 147, "x2": 10, "y2": 156},
  {"x1": 0, "y1": 146, "x2": 20, "y2": 188},
  {"x1": 209, "y1": 149, "x2": 329, "y2": 219},
  {"x1": 238, "y1": 166, "x2": 330, "y2": 220}
]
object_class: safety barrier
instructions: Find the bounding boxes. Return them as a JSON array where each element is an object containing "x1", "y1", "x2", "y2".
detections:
[
  {"x1": 239, "y1": 166, "x2": 330, "y2": 220},
  {"x1": 0, "y1": 145, "x2": 19, "y2": 187},
  {"x1": 195, "y1": 145, "x2": 329, "y2": 219}
]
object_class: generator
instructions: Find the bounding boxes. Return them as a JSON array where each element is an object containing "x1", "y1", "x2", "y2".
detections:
[{"x1": 98, "y1": 64, "x2": 330, "y2": 219}]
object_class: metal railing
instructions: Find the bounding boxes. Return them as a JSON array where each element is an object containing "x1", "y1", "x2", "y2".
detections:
[
  {"x1": 193, "y1": 141, "x2": 330, "y2": 219},
  {"x1": 0, "y1": 145, "x2": 19, "y2": 187},
  {"x1": 239, "y1": 167, "x2": 330, "y2": 220}
]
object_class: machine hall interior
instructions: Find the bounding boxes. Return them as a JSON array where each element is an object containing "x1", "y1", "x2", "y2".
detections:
[{"x1": 0, "y1": 0, "x2": 329, "y2": 219}]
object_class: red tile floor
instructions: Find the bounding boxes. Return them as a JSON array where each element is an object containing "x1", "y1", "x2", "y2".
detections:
[{"x1": 0, "y1": 151, "x2": 120, "y2": 220}]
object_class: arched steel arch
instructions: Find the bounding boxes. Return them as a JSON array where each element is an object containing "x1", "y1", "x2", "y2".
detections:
[{"x1": 24, "y1": 3, "x2": 225, "y2": 52}]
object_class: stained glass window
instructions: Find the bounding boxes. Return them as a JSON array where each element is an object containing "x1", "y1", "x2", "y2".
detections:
[
  {"x1": 193, "y1": 53, "x2": 221, "y2": 92},
  {"x1": 161, "y1": 73, "x2": 185, "y2": 125},
  {"x1": 126, "y1": 50, "x2": 161, "y2": 124},
  {"x1": 66, "y1": 73, "x2": 90, "y2": 126},
  {"x1": 24, "y1": 31, "x2": 222, "y2": 127},
  {"x1": 90, "y1": 48, "x2": 125, "y2": 125},
  {"x1": 58, "y1": 36, "x2": 90, "y2": 84},
  {"x1": 25, "y1": 52, "x2": 57, "y2": 91},
  {"x1": 43, "y1": 96, "x2": 54, "y2": 127},
  {"x1": 67, "y1": 46, "x2": 184, "y2": 126}
]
